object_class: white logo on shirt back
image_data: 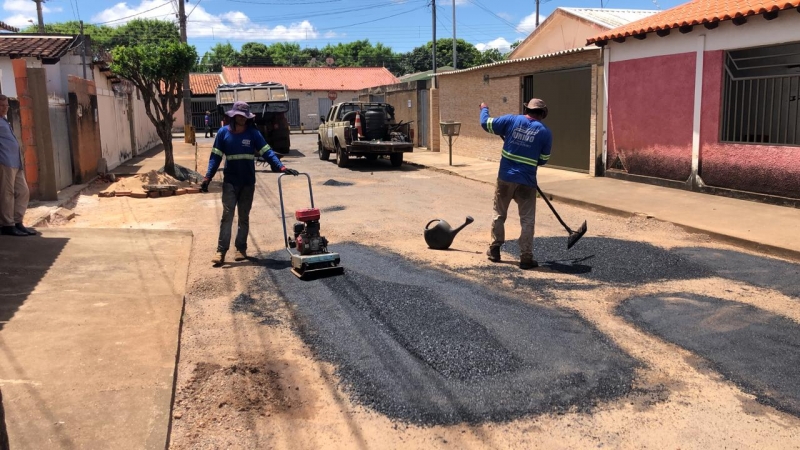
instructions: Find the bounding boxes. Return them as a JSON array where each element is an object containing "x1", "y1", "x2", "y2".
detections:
[{"x1": 242, "y1": 139, "x2": 251, "y2": 147}]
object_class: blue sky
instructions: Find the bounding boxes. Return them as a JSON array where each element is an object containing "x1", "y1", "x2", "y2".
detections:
[{"x1": 3, "y1": 0, "x2": 685, "y2": 55}]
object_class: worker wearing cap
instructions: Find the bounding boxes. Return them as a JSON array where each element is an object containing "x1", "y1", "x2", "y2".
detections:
[
  {"x1": 202, "y1": 101, "x2": 299, "y2": 265},
  {"x1": 480, "y1": 98, "x2": 552, "y2": 269}
]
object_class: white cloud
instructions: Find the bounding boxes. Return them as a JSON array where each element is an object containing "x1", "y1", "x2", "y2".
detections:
[
  {"x1": 517, "y1": 11, "x2": 548, "y2": 34},
  {"x1": 497, "y1": 12, "x2": 513, "y2": 21},
  {"x1": 475, "y1": 37, "x2": 512, "y2": 53},
  {"x1": 90, "y1": 0, "x2": 174, "y2": 24},
  {"x1": 91, "y1": 0, "x2": 321, "y2": 42},
  {"x1": 3, "y1": 0, "x2": 62, "y2": 28}
]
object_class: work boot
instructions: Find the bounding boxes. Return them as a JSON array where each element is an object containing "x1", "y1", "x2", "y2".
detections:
[
  {"x1": 15, "y1": 223, "x2": 36, "y2": 235},
  {"x1": 1, "y1": 225, "x2": 28, "y2": 237},
  {"x1": 234, "y1": 249, "x2": 247, "y2": 261},
  {"x1": 486, "y1": 246, "x2": 501, "y2": 262},
  {"x1": 519, "y1": 255, "x2": 538, "y2": 270},
  {"x1": 212, "y1": 251, "x2": 225, "y2": 265}
]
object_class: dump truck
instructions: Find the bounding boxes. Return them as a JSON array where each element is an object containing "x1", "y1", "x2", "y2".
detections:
[
  {"x1": 216, "y1": 82, "x2": 291, "y2": 154},
  {"x1": 318, "y1": 102, "x2": 413, "y2": 168}
]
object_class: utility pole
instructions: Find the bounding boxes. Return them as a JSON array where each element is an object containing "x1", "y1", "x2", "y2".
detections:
[
  {"x1": 178, "y1": 0, "x2": 192, "y2": 137},
  {"x1": 33, "y1": 0, "x2": 44, "y2": 33},
  {"x1": 535, "y1": 0, "x2": 540, "y2": 27},
  {"x1": 452, "y1": 0, "x2": 456, "y2": 69},
  {"x1": 79, "y1": 20, "x2": 87, "y2": 79},
  {"x1": 432, "y1": 0, "x2": 437, "y2": 88}
]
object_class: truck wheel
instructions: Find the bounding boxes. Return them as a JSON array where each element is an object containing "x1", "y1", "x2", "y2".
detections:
[
  {"x1": 365, "y1": 154, "x2": 378, "y2": 161},
  {"x1": 318, "y1": 138, "x2": 330, "y2": 160},
  {"x1": 390, "y1": 153, "x2": 404, "y2": 167},
  {"x1": 336, "y1": 142, "x2": 349, "y2": 168}
]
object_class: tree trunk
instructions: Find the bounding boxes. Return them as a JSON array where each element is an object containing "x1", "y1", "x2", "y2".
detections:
[
  {"x1": 1, "y1": 388, "x2": 9, "y2": 450},
  {"x1": 163, "y1": 137, "x2": 176, "y2": 177}
]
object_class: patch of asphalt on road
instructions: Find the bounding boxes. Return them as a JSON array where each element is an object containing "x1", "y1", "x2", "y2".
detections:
[
  {"x1": 231, "y1": 293, "x2": 281, "y2": 326},
  {"x1": 254, "y1": 243, "x2": 638, "y2": 425},
  {"x1": 322, "y1": 179, "x2": 353, "y2": 187},
  {"x1": 617, "y1": 293, "x2": 800, "y2": 416},
  {"x1": 674, "y1": 247, "x2": 800, "y2": 299},
  {"x1": 502, "y1": 237, "x2": 710, "y2": 285},
  {"x1": 320, "y1": 205, "x2": 346, "y2": 213}
]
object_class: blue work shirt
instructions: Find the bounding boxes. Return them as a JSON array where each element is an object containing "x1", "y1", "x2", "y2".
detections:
[
  {"x1": 0, "y1": 117, "x2": 22, "y2": 169},
  {"x1": 480, "y1": 107, "x2": 552, "y2": 187},
  {"x1": 205, "y1": 125, "x2": 284, "y2": 186}
]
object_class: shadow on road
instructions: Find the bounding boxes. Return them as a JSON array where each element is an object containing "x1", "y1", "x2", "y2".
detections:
[{"x1": 618, "y1": 293, "x2": 800, "y2": 416}]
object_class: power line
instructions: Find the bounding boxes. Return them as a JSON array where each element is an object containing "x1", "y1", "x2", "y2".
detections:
[
  {"x1": 92, "y1": 0, "x2": 174, "y2": 25},
  {"x1": 225, "y1": 0, "x2": 344, "y2": 4},
  {"x1": 187, "y1": 0, "x2": 203, "y2": 18}
]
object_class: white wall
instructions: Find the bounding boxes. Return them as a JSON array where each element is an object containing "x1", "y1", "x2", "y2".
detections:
[
  {"x1": 513, "y1": 12, "x2": 606, "y2": 58},
  {"x1": 608, "y1": 12, "x2": 800, "y2": 62},
  {"x1": 94, "y1": 66, "x2": 159, "y2": 169}
]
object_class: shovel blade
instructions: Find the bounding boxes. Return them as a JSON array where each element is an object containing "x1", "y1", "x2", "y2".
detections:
[{"x1": 567, "y1": 221, "x2": 588, "y2": 250}]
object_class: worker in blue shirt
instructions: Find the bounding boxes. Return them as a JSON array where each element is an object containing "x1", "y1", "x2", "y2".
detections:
[
  {"x1": 480, "y1": 98, "x2": 552, "y2": 269},
  {"x1": 201, "y1": 101, "x2": 299, "y2": 265}
]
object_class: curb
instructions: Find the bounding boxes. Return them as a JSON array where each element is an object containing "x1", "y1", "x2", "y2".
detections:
[
  {"x1": 29, "y1": 177, "x2": 97, "y2": 228},
  {"x1": 409, "y1": 161, "x2": 800, "y2": 263}
]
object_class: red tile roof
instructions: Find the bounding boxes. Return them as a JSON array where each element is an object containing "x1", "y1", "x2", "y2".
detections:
[
  {"x1": 190, "y1": 73, "x2": 222, "y2": 95},
  {"x1": 587, "y1": 0, "x2": 800, "y2": 44},
  {"x1": 0, "y1": 34, "x2": 79, "y2": 61},
  {"x1": 221, "y1": 66, "x2": 399, "y2": 91}
]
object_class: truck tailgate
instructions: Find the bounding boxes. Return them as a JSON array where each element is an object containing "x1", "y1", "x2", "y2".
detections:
[{"x1": 349, "y1": 141, "x2": 413, "y2": 153}]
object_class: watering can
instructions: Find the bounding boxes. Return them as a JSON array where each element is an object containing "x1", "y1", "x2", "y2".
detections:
[{"x1": 424, "y1": 216, "x2": 474, "y2": 250}]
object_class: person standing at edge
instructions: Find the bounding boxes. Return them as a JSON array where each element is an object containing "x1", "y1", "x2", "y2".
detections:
[
  {"x1": 204, "y1": 110, "x2": 214, "y2": 138},
  {"x1": 201, "y1": 101, "x2": 299, "y2": 265},
  {"x1": 0, "y1": 94, "x2": 35, "y2": 237},
  {"x1": 480, "y1": 98, "x2": 552, "y2": 269}
]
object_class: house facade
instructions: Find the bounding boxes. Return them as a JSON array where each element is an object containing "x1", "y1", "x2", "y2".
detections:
[
  {"x1": 590, "y1": 0, "x2": 800, "y2": 201},
  {"x1": 435, "y1": 8, "x2": 654, "y2": 174},
  {"x1": 220, "y1": 66, "x2": 399, "y2": 130}
]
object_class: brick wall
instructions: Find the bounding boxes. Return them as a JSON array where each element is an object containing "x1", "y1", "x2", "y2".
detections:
[
  {"x1": 436, "y1": 50, "x2": 602, "y2": 163},
  {"x1": 291, "y1": 90, "x2": 359, "y2": 130}
]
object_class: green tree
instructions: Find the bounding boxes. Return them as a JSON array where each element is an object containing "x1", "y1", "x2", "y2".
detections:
[
  {"x1": 200, "y1": 42, "x2": 240, "y2": 72},
  {"x1": 402, "y1": 39, "x2": 484, "y2": 73},
  {"x1": 111, "y1": 41, "x2": 197, "y2": 177},
  {"x1": 109, "y1": 18, "x2": 179, "y2": 48},
  {"x1": 479, "y1": 48, "x2": 505, "y2": 65},
  {"x1": 22, "y1": 21, "x2": 116, "y2": 52},
  {"x1": 267, "y1": 42, "x2": 304, "y2": 66},
  {"x1": 239, "y1": 42, "x2": 273, "y2": 66}
]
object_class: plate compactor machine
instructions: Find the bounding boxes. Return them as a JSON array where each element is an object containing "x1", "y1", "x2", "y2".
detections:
[{"x1": 278, "y1": 173, "x2": 344, "y2": 279}]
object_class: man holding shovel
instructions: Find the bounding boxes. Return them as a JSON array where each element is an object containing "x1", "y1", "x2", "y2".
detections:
[{"x1": 480, "y1": 99, "x2": 552, "y2": 269}]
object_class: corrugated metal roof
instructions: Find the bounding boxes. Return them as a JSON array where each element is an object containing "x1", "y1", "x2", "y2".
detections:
[
  {"x1": 560, "y1": 7, "x2": 658, "y2": 28},
  {"x1": 220, "y1": 66, "x2": 399, "y2": 91},
  {"x1": 436, "y1": 47, "x2": 597, "y2": 77},
  {"x1": 189, "y1": 73, "x2": 222, "y2": 95},
  {"x1": 0, "y1": 34, "x2": 79, "y2": 61},
  {"x1": 588, "y1": 0, "x2": 800, "y2": 44}
]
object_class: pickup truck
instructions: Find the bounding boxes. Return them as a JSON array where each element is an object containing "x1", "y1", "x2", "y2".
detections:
[
  {"x1": 216, "y1": 82, "x2": 291, "y2": 154},
  {"x1": 318, "y1": 102, "x2": 413, "y2": 168}
]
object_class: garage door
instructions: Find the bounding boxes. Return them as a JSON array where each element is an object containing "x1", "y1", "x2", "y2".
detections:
[{"x1": 524, "y1": 67, "x2": 591, "y2": 172}]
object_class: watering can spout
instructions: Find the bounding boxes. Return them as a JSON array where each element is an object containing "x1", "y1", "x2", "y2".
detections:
[{"x1": 424, "y1": 216, "x2": 474, "y2": 250}]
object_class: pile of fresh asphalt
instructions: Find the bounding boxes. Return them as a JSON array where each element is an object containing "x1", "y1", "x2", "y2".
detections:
[
  {"x1": 501, "y1": 237, "x2": 710, "y2": 285},
  {"x1": 254, "y1": 243, "x2": 638, "y2": 425},
  {"x1": 618, "y1": 293, "x2": 800, "y2": 416}
]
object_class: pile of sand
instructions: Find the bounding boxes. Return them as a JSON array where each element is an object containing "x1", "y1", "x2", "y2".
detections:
[{"x1": 103, "y1": 170, "x2": 195, "y2": 194}]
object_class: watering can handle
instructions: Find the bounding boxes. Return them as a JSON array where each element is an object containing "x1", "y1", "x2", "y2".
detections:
[{"x1": 425, "y1": 219, "x2": 441, "y2": 230}]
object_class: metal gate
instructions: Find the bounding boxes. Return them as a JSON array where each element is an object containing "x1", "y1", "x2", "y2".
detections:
[
  {"x1": 523, "y1": 67, "x2": 591, "y2": 172},
  {"x1": 417, "y1": 89, "x2": 429, "y2": 147},
  {"x1": 288, "y1": 99, "x2": 300, "y2": 127},
  {"x1": 48, "y1": 102, "x2": 73, "y2": 190},
  {"x1": 191, "y1": 98, "x2": 219, "y2": 131},
  {"x1": 318, "y1": 98, "x2": 333, "y2": 120}
]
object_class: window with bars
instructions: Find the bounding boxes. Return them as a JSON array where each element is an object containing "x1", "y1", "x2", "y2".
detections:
[{"x1": 721, "y1": 42, "x2": 800, "y2": 146}]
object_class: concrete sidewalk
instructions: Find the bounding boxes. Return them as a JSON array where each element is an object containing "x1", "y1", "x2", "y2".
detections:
[
  {"x1": 405, "y1": 149, "x2": 800, "y2": 261},
  {"x1": 0, "y1": 228, "x2": 192, "y2": 450}
]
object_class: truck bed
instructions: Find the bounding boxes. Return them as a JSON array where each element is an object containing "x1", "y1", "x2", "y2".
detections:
[{"x1": 348, "y1": 141, "x2": 413, "y2": 153}]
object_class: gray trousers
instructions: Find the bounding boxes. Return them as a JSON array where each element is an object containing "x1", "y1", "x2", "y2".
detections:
[
  {"x1": 0, "y1": 164, "x2": 29, "y2": 227},
  {"x1": 217, "y1": 183, "x2": 255, "y2": 253},
  {"x1": 491, "y1": 179, "x2": 537, "y2": 258}
]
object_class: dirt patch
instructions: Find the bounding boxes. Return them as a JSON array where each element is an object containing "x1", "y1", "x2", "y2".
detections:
[
  {"x1": 322, "y1": 179, "x2": 353, "y2": 187},
  {"x1": 102, "y1": 170, "x2": 195, "y2": 195},
  {"x1": 171, "y1": 360, "x2": 293, "y2": 446}
]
